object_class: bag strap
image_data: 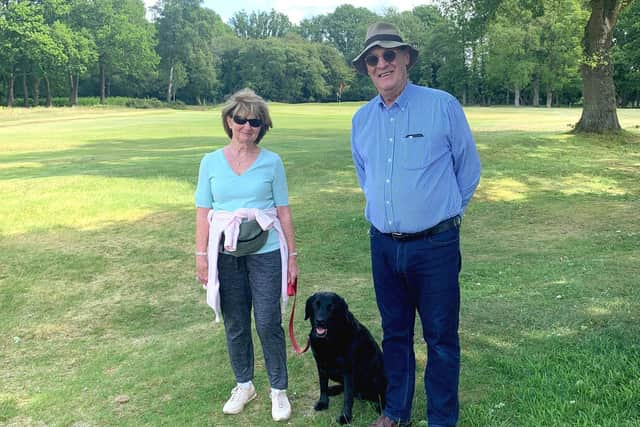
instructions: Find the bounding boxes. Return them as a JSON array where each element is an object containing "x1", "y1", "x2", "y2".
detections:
[{"x1": 287, "y1": 278, "x2": 310, "y2": 354}]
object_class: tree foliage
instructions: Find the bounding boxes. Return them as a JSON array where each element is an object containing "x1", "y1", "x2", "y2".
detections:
[
  {"x1": 230, "y1": 9, "x2": 292, "y2": 39},
  {"x1": 0, "y1": 0, "x2": 639, "y2": 112}
]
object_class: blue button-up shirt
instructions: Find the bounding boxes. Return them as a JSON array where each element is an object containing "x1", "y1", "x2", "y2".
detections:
[{"x1": 351, "y1": 83, "x2": 481, "y2": 233}]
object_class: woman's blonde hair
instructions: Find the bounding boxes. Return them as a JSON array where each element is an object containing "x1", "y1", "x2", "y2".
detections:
[{"x1": 221, "y1": 88, "x2": 273, "y2": 144}]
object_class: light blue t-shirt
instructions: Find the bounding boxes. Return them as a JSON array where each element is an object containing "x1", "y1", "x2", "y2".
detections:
[
  {"x1": 195, "y1": 147, "x2": 289, "y2": 253},
  {"x1": 351, "y1": 83, "x2": 481, "y2": 234}
]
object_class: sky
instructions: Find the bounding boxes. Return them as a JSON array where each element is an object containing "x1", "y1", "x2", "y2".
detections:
[{"x1": 145, "y1": 1, "x2": 430, "y2": 24}]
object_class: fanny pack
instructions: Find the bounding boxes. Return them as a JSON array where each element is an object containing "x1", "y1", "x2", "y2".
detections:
[{"x1": 221, "y1": 219, "x2": 268, "y2": 257}]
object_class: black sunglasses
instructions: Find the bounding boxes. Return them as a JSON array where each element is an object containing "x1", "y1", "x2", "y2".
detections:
[
  {"x1": 364, "y1": 49, "x2": 397, "y2": 67},
  {"x1": 233, "y1": 115, "x2": 263, "y2": 128}
]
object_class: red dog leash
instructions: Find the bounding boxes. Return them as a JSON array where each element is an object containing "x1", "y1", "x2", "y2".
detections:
[{"x1": 287, "y1": 278, "x2": 310, "y2": 354}]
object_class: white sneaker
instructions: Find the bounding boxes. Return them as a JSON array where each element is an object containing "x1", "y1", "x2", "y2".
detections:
[
  {"x1": 270, "y1": 389, "x2": 291, "y2": 421},
  {"x1": 222, "y1": 384, "x2": 256, "y2": 414}
]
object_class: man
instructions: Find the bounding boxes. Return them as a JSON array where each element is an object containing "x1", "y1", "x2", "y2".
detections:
[{"x1": 350, "y1": 22, "x2": 481, "y2": 427}]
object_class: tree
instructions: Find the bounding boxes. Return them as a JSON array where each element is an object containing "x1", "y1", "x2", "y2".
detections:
[
  {"x1": 75, "y1": 0, "x2": 158, "y2": 103},
  {"x1": 535, "y1": 0, "x2": 586, "y2": 107},
  {"x1": 230, "y1": 9, "x2": 292, "y2": 39},
  {"x1": 216, "y1": 35, "x2": 351, "y2": 102},
  {"x1": 298, "y1": 5, "x2": 377, "y2": 62},
  {"x1": 486, "y1": 0, "x2": 540, "y2": 106},
  {"x1": 574, "y1": 0, "x2": 634, "y2": 133},
  {"x1": 0, "y1": 1, "x2": 63, "y2": 107},
  {"x1": 51, "y1": 22, "x2": 97, "y2": 105},
  {"x1": 0, "y1": 2, "x2": 19, "y2": 106},
  {"x1": 155, "y1": 0, "x2": 229, "y2": 103},
  {"x1": 437, "y1": 0, "x2": 501, "y2": 104},
  {"x1": 612, "y1": 0, "x2": 640, "y2": 106}
]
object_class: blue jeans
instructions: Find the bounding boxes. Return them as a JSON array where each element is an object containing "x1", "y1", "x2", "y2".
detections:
[{"x1": 370, "y1": 225, "x2": 461, "y2": 427}]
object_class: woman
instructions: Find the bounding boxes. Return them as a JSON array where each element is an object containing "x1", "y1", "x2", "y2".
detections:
[{"x1": 194, "y1": 88, "x2": 297, "y2": 422}]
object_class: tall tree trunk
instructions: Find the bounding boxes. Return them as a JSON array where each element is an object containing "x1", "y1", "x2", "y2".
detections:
[
  {"x1": 45, "y1": 76, "x2": 52, "y2": 107},
  {"x1": 100, "y1": 63, "x2": 106, "y2": 104},
  {"x1": 22, "y1": 70, "x2": 29, "y2": 107},
  {"x1": 514, "y1": 84, "x2": 520, "y2": 107},
  {"x1": 33, "y1": 76, "x2": 41, "y2": 106},
  {"x1": 532, "y1": 77, "x2": 540, "y2": 107},
  {"x1": 167, "y1": 64, "x2": 174, "y2": 103},
  {"x1": 8, "y1": 66, "x2": 15, "y2": 107},
  {"x1": 574, "y1": 0, "x2": 628, "y2": 133},
  {"x1": 73, "y1": 74, "x2": 79, "y2": 105},
  {"x1": 546, "y1": 84, "x2": 553, "y2": 108},
  {"x1": 69, "y1": 72, "x2": 79, "y2": 106},
  {"x1": 69, "y1": 72, "x2": 74, "y2": 104}
]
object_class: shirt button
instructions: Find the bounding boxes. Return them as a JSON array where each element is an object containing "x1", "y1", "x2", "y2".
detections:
[
  {"x1": 386, "y1": 179, "x2": 390, "y2": 183},
  {"x1": 386, "y1": 201, "x2": 390, "y2": 204},
  {"x1": 390, "y1": 117, "x2": 394, "y2": 122},
  {"x1": 388, "y1": 220, "x2": 392, "y2": 224},
  {"x1": 388, "y1": 138, "x2": 393, "y2": 142},
  {"x1": 388, "y1": 158, "x2": 392, "y2": 162}
]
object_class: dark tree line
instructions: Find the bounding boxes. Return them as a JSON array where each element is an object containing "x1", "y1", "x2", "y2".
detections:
[{"x1": 1, "y1": 0, "x2": 639, "y2": 114}]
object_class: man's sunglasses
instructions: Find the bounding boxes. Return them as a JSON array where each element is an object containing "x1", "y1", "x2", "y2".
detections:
[
  {"x1": 364, "y1": 49, "x2": 397, "y2": 67},
  {"x1": 233, "y1": 115, "x2": 263, "y2": 128}
]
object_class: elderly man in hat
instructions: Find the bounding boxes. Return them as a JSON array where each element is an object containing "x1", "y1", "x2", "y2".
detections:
[{"x1": 350, "y1": 22, "x2": 481, "y2": 427}]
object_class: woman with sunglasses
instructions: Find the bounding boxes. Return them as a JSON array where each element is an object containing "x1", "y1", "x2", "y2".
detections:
[{"x1": 194, "y1": 88, "x2": 297, "y2": 422}]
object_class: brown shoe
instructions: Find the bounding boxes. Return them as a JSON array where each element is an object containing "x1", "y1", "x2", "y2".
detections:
[{"x1": 368, "y1": 415, "x2": 412, "y2": 427}]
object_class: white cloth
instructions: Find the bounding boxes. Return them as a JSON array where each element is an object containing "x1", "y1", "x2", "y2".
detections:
[{"x1": 204, "y1": 208, "x2": 289, "y2": 322}]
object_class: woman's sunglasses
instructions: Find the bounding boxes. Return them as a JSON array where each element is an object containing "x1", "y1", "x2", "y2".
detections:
[
  {"x1": 364, "y1": 49, "x2": 397, "y2": 67},
  {"x1": 233, "y1": 115, "x2": 263, "y2": 128}
]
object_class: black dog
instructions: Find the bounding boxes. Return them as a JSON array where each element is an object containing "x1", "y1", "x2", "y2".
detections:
[{"x1": 305, "y1": 291, "x2": 386, "y2": 425}]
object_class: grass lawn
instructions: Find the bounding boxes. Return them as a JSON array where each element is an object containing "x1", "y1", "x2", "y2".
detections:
[{"x1": 1, "y1": 104, "x2": 639, "y2": 427}]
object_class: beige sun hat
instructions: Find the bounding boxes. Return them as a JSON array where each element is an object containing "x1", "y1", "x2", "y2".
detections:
[{"x1": 352, "y1": 22, "x2": 419, "y2": 75}]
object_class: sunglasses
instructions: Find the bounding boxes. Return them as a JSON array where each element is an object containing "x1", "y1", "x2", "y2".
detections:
[
  {"x1": 364, "y1": 49, "x2": 397, "y2": 67},
  {"x1": 232, "y1": 115, "x2": 263, "y2": 128}
]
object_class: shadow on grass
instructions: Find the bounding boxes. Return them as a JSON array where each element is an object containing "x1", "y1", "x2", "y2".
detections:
[{"x1": 1, "y1": 121, "x2": 639, "y2": 425}]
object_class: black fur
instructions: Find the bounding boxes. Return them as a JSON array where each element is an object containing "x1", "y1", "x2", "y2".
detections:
[{"x1": 305, "y1": 292, "x2": 386, "y2": 425}]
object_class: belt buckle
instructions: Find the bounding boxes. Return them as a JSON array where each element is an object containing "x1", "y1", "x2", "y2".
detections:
[{"x1": 390, "y1": 232, "x2": 405, "y2": 240}]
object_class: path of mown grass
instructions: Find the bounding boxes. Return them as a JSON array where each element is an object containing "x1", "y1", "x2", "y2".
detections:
[{"x1": 1, "y1": 104, "x2": 639, "y2": 426}]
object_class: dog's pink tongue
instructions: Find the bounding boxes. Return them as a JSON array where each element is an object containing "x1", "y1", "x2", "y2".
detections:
[{"x1": 316, "y1": 327, "x2": 326, "y2": 335}]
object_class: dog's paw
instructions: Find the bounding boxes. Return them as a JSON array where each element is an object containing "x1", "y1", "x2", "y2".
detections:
[
  {"x1": 337, "y1": 414, "x2": 352, "y2": 425},
  {"x1": 314, "y1": 399, "x2": 329, "y2": 411}
]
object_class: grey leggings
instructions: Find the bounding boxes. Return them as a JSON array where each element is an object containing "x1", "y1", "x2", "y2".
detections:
[{"x1": 217, "y1": 249, "x2": 288, "y2": 390}]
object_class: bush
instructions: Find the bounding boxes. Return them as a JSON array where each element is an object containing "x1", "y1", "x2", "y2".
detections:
[
  {"x1": 3, "y1": 96, "x2": 179, "y2": 109},
  {"x1": 124, "y1": 98, "x2": 165, "y2": 109}
]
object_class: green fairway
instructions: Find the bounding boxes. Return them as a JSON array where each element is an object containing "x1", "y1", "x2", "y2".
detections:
[{"x1": 1, "y1": 104, "x2": 639, "y2": 426}]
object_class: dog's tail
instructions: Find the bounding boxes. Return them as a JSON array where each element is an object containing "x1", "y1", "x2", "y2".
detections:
[{"x1": 328, "y1": 385, "x2": 343, "y2": 396}]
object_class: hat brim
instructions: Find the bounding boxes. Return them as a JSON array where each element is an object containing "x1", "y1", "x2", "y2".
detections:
[{"x1": 352, "y1": 41, "x2": 419, "y2": 75}]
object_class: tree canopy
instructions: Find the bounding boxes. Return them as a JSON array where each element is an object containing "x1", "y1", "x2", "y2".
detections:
[{"x1": 1, "y1": 0, "x2": 639, "y2": 115}]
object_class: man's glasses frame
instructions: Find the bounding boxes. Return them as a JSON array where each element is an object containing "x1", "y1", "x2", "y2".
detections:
[
  {"x1": 232, "y1": 115, "x2": 263, "y2": 128},
  {"x1": 364, "y1": 49, "x2": 398, "y2": 68}
]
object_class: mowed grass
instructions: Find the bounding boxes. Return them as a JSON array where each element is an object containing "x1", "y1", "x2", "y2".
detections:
[{"x1": 1, "y1": 104, "x2": 639, "y2": 427}]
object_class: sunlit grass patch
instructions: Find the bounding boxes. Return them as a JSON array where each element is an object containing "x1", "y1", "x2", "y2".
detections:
[{"x1": 1, "y1": 105, "x2": 639, "y2": 426}]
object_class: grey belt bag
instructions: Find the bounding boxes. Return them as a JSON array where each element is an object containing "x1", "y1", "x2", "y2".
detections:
[{"x1": 221, "y1": 219, "x2": 268, "y2": 257}]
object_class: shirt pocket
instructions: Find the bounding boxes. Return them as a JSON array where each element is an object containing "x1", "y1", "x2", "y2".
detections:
[{"x1": 399, "y1": 133, "x2": 429, "y2": 170}]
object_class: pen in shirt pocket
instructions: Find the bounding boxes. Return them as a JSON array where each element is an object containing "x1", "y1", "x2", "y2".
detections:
[{"x1": 404, "y1": 133, "x2": 424, "y2": 139}]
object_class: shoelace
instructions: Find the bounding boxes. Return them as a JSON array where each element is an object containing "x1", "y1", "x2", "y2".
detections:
[
  {"x1": 230, "y1": 386, "x2": 246, "y2": 402},
  {"x1": 273, "y1": 392, "x2": 287, "y2": 408}
]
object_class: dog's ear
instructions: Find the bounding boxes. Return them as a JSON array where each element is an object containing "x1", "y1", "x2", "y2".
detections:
[
  {"x1": 336, "y1": 295, "x2": 357, "y2": 328},
  {"x1": 304, "y1": 294, "x2": 315, "y2": 320},
  {"x1": 336, "y1": 294, "x2": 349, "y2": 313}
]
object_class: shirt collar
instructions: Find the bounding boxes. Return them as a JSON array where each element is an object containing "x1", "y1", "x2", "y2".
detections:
[{"x1": 376, "y1": 82, "x2": 413, "y2": 111}]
